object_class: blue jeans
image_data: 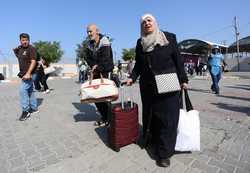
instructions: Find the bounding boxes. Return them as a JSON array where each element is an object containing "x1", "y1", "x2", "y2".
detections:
[
  {"x1": 210, "y1": 71, "x2": 221, "y2": 94},
  {"x1": 20, "y1": 74, "x2": 37, "y2": 112},
  {"x1": 79, "y1": 70, "x2": 86, "y2": 83}
]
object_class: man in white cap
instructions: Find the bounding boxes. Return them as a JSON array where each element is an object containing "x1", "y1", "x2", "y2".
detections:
[{"x1": 208, "y1": 45, "x2": 224, "y2": 94}]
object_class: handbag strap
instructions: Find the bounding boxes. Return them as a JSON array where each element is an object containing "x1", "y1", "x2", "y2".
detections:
[
  {"x1": 180, "y1": 89, "x2": 193, "y2": 111},
  {"x1": 89, "y1": 72, "x2": 104, "y2": 85},
  {"x1": 144, "y1": 48, "x2": 177, "y2": 75},
  {"x1": 145, "y1": 55, "x2": 154, "y2": 72}
]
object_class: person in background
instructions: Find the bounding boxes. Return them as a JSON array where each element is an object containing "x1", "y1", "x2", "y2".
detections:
[
  {"x1": 111, "y1": 65, "x2": 120, "y2": 87},
  {"x1": 207, "y1": 45, "x2": 224, "y2": 94},
  {"x1": 187, "y1": 59, "x2": 194, "y2": 76},
  {"x1": 196, "y1": 57, "x2": 203, "y2": 76},
  {"x1": 13, "y1": 33, "x2": 38, "y2": 121},
  {"x1": 84, "y1": 24, "x2": 114, "y2": 126},
  {"x1": 126, "y1": 59, "x2": 134, "y2": 76},
  {"x1": 126, "y1": 14, "x2": 188, "y2": 167},
  {"x1": 34, "y1": 52, "x2": 44, "y2": 91},
  {"x1": 40, "y1": 57, "x2": 51, "y2": 94},
  {"x1": 78, "y1": 59, "x2": 88, "y2": 83},
  {"x1": 117, "y1": 60, "x2": 122, "y2": 78}
]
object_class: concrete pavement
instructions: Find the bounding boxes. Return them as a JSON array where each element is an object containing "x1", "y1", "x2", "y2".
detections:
[{"x1": 0, "y1": 73, "x2": 250, "y2": 173}]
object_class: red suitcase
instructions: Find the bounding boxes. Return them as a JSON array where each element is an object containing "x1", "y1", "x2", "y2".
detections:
[{"x1": 108, "y1": 85, "x2": 139, "y2": 152}]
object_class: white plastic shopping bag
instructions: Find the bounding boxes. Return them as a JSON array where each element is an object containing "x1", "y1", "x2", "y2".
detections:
[
  {"x1": 44, "y1": 66, "x2": 56, "y2": 75},
  {"x1": 175, "y1": 90, "x2": 200, "y2": 151}
]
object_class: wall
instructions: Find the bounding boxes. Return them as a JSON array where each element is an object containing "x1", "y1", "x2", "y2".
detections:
[
  {"x1": 0, "y1": 64, "x2": 78, "y2": 79},
  {"x1": 224, "y1": 54, "x2": 250, "y2": 72}
]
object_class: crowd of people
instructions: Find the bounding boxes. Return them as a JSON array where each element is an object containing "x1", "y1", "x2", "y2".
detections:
[{"x1": 13, "y1": 13, "x2": 225, "y2": 168}]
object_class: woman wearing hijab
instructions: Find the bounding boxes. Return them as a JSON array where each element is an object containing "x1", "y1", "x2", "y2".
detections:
[{"x1": 126, "y1": 14, "x2": 188, "y2": 167}]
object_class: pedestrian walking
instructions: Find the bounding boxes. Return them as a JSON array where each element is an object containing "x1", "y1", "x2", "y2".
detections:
[
  {"x1": 78, "y1": 59, "x2": 88, "y2": 83},
  {"x1": 126, "y1": 14, "x2": 188, "y2": 167},
  {"x1": 117, "y1": 60, "x2": 122, "y2": 79},
  {"x1": 126, "y1": 59, "x2": 134, "y2": 76},
  {"x1": 13, "y1": 33, "x2": 39, "y2": 121},
  {"x1": 40, "y1": 58, "x2": 51, "y2": 94},
  {"x1": 207, "y1": 45, "x2": 224, "y2": 94},
  {"x1": 34, "y1": 53, "x2": 44, "y2": 91},
  {"x1": 84, "y1": 24, "x2": 114, "y2": 126}
]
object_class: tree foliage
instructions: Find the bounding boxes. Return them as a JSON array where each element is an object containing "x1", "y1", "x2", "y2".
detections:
[
  {"x1": 33, "y1": 41, "x2": 63, "y2": 64},
  {"x1": 75, "y1": 40, "x2": 88, "y2": 64},
  {"x1": 121, "y1": 48, "x2": 135, "y2": 61}
]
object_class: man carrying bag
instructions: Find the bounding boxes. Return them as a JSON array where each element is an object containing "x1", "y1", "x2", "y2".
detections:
[{"x1": 83, "y1": 24, "x2": 114, "y2": 126}]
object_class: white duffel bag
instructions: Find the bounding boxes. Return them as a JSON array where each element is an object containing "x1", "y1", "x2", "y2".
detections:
[
  {"x1": 175, "y1": 89, "x2": 200, "y2": 152},
  {"x1": 80, "y1": 73, "x2": 118, "y2": 103}
]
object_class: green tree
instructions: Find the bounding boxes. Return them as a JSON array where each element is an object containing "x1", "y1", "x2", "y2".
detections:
[
  {"x1": 75, "y1": 40, "x2": 88, "y2": 65},
  {"x1": 33, "y1": 41, "x2": 63, "y2": 64},
  {"x1": 121, "y1": 48, "x2": 135, "y2": 61}
]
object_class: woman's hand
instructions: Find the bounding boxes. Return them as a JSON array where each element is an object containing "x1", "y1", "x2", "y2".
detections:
[
  {"x1": 181, "y1": 83, "x2": 188, "y2": 90},
  {"x1": 126, "y1": 78, "x2": 133, "y2": 86}
]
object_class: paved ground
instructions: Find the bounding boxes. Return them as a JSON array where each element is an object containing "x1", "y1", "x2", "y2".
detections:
[{"x1": 0, "y1": 73, "x2": 250, "y2": 173}]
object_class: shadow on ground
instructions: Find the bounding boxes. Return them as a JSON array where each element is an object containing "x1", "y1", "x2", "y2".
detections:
[
  {"x1": 94, "y1": 122, "x2": 144, "y2": 152},
  {"x1": 225, "y1": 84, "x2": 250, "y2": 91},
  {"x1": 231, "y1": 75, "x2": 250, "y2": 79},
  {"x1": 95, "y1": 126, "x2": 109, "y2": 147},
  {"x1": 211, "y1": 102, "x2": 250, "y2": 116},
  {"x1": 72, "y1": 102, "x2": 99, "y2": 122},
  {"x1": 141, "y1": 123, "x2": 192, "y2": 162},
  {"x1": 188, "y1": 88, "x2": 211, "y2": 94},
  {"x1": 217, "y1": 94, "x2": 250, "y2": 102},
  {"x1": 37, "y1": 98, "x2": 43, "y2": 107}
]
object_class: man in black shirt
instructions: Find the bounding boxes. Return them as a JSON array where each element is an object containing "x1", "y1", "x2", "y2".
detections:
[{"x1": 13, "y1": 33, "x2": 38, "y2": 121}]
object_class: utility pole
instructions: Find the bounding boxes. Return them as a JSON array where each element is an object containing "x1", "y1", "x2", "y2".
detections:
[
  {"x1": 234, "y1": 16, "x2": 240, "y2": 71},
  {"x1": 221, "y1": 40, "x2": 228, "y2": 54}
]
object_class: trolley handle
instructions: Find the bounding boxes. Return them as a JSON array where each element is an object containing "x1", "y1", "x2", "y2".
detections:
[
  {"x1": 120, "y1": 81, "x2": 133, "y2": 110},
  {"x1": 120, "y1": 81, "x2": 128, "y2": 86}
]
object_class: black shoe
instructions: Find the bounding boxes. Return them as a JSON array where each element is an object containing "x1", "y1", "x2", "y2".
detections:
[
  {"x1": 29, "y1": 108, "x2": 39, "y2": 114},
  {"x1": 19, "y1": 111, "x2": 31, "y2": 121},
  {"x1": 156, "y1": 158, "x2": 170, "y2": 167},
  {"x1": 215, "y1": 90, "x2": 220, "y2": 95},
  {"x1": 94, "y1": 120, "x2": 108, "y2": 127}
]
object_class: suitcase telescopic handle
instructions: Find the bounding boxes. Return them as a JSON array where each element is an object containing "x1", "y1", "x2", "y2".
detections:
[
  {"x1": 120, "y1": 82, "x2": 133, "y2": 109},
  {"x1": 120, "y1": 82, "x2": 127, "y2": 86}
]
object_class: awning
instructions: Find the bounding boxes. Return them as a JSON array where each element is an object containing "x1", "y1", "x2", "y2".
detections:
[{"x1": 178, "y1": 39, "x2": 228, "y2": 54}]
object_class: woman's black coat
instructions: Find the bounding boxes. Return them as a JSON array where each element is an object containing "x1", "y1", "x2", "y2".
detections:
[{"x1": 131, "y1": 31, "x2": 188, "y2": 90}]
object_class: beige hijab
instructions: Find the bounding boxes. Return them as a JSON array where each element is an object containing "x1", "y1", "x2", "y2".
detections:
[{"x1": 140, "y1": 14, "x2": 169, "y2": 52}]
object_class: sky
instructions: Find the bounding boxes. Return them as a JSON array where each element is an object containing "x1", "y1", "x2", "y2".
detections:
[{"x1": 0, "y1": 0, "x2": 249, "y2": 63}]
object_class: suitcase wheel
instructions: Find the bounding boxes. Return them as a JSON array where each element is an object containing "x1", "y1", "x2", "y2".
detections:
[
  {"x1": 133, "y1": 140, "x2": 138, "y2": 144},
  {"x1": 113, "y1": 147, "x2": 120, "y2": 152}
]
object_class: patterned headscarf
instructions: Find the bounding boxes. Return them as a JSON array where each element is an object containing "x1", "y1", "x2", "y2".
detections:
[{"x1": 140, "y1": 14, "x2": 169, "y2": 52}]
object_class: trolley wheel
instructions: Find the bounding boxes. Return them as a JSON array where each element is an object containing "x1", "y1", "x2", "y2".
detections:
[
  {"x1": 114, "y1": 147, "x2": 120, "y2": 152},
  {"x1": 133, "y1": 139, "x2": 139, "y2": 145}
]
